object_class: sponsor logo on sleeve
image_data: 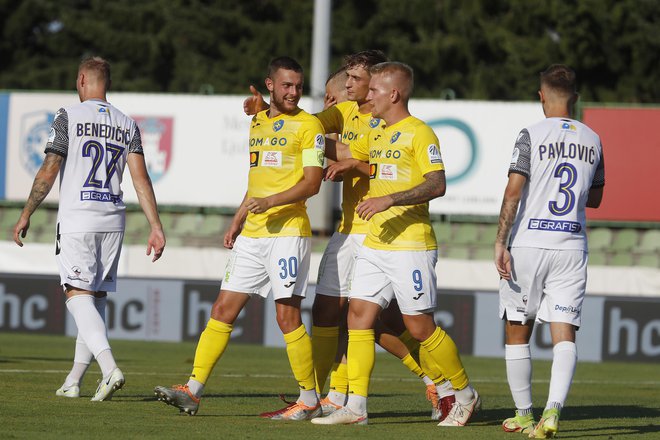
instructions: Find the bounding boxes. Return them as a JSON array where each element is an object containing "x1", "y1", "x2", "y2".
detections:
[
  {"x1": 427, "y1": 144, "x2": 443, "y2": 164},
  {"x1": 511, "y1": 147, "x2": 520, "y2": 165},
  {"x1": 314, "y1": 133, "x2": 325, "y2": 150}
]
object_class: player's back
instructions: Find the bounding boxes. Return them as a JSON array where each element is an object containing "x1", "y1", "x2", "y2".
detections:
[
  {"x1": 54, "y1": 99, "x2": 141, "y2": 233},
  {"x1": 510, "y1": 117, "x2": 603, "y2": 251}
]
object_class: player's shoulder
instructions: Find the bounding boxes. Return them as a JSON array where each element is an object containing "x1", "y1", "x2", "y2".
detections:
[
  {"x1": 406, "y1": 116, "x2": 437, "y2": 139},
  {"x1": 335, "y1": 100, "x2": 358, "y2": 115},
  {"x1": 294, "y1": 109, "x2": 325, "y2": 129}
]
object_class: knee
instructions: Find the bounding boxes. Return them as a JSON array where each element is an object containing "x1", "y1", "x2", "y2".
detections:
[
  {"x1": 210, "y1": 297, "x2": 237, "y2": 324},
  {"x1": 312, "y1": 296, "x2": 342, "y2": 326},
  {"x1": 276, "y1": 310, "x2": 302, "y2": 334}
]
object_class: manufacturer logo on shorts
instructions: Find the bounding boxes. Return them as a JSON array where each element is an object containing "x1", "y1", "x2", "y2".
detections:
[
  {"x1": 67, "y1": 266, "x2": 89, "y2": 283},
  {"x1": 412, "y1": 292, "x2": 425, "y2": 300},
  {"x1": 555, "y1": 304, "x2": 581, "y2": 316},
  {"x1": 284, "y1": 281, "x2": 296, "y2": 288}
]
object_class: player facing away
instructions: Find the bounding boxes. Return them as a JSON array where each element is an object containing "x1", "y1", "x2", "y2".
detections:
[
  {"x1": 495, "y1": 64, "x2": 605, "y2": 438},
  {"x1": 154, "y1": 56, "x2": 325, "y2": 418},
  {"x1": 13, "y1": 56, "x2": 166, "y2": 401},
  {"x1": 312, "y1": 62, "x2": 480, "y2": 427},
  {"x1": 245, "y1": 51, "x2": 454, "y2": 421}
]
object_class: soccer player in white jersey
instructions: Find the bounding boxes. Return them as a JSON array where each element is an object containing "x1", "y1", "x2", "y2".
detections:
[
  {"x1": 13, "y1": 56, "x2": 166, "y2": 401},
  {"x1": 154, "y1": 57, "x2": 325, "y2": 419},
  {"x1": 495, "y1": 64, "x2": 605, "y2": 438},
  {"x1": 313, "y1": 62, "x2": 480, "y2": 427}
]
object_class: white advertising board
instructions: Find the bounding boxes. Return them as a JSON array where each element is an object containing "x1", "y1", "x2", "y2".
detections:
[{"x1": 3, "y1": 92, "x2": 543, "y2": 215}]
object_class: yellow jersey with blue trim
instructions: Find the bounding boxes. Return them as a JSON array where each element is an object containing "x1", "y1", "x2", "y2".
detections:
[
  {"x1": 351, "y1": 115, "x2": 445, "y2": 251},
  {"x1": 242, "y1": 108, "x2": 325, "y2": 238},
  {"x1": 316, "y1": 100, "x2": 384, "y2": 234}
]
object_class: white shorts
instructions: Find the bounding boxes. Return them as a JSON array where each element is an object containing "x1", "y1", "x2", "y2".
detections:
[
  {"x1": 56, "y1": 232, "x2": 123, "y2": 292},
  {"x1": 349, "y1": 246, "x2": 438, "y2": 315},
  {"x1": 222, "y1": 235, "x2": 310, "y2": 300},
  {"x1": 316, "y1": 232, "x2": 366, "y2": 297},
  {"x1": 499, "y1": 247, "x2": 587, "y2": 326}
]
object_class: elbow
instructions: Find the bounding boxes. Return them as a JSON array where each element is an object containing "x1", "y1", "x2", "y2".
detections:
[
  {"x1": 435, "y1": 183, "x2": 446, "y2": 198},
  {"x1": 308, "y1": 181, "x2": 322, "y2": 197}
]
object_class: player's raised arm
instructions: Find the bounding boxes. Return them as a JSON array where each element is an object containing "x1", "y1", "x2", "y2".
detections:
[{"x1": 243, "y1": 85, "x2": 269, "y2": 116}]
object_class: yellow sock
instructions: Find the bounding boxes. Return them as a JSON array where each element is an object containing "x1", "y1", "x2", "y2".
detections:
[
  {"x1": 420, "y1": 326, "x2": 469, "y2": 390},
  {"x1": 283, "y1": 324, "x2": 316, "y2": 391},
  {"x1": 401, "y1": 353, "x2": 425, "y2": 379},
  {"x1": 329, "y1": 362, "x2": 348, "y2": 395},
  {"x1": 312, "y1": 325, "x2": 339, "y2": 393},
  {"x1": 347, "y1": 329, "x2": 375, "y2": 397},
  {"x1": 399, "y1": 329, "x2": 419, "y2": 353},
  {"x1": 190, "y1": 318, "x2": 233, "y2": 384}
]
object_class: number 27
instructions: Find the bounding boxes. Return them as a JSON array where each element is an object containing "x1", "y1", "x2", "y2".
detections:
[{"x1": 82, "y1": 140, "x2": 125, "y2": 188}]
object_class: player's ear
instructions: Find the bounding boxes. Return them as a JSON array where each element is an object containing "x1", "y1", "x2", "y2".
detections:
[
  {"x1": 265, "y1": 77, "x2": 274, "y2": 93},
  {"x1": 391, "y1": 88, "x2": 399, "y2": 103}
]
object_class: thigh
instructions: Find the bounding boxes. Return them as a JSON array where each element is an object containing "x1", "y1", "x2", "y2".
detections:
[
  {"x1": 389, "y1": 250, "x2": 438, "y2": 315},
  {"x1": 499, "y1": 247, "x2": 548, "y2": 324},
  {"x1": 537, "y1": 250, "x2": 587, "y2": 327},
  {"x1": 349, "y1": 247, "x2": 394, "y2": 310},
  {"x1": 97, "y1": 232, "x2": 123, "y2": 292},
  {"x1": 316, "y1": 233, "x2": 365, "y2": 298},
  {"x1": 221, "y1": 235, "x2": 270, "y2": 295},
  {"x1": 56, "y1": 233, "x2": 100, "y2": 292},
  {"x1": 266, "y1": 236, "x2": 310, "y2": 300}
]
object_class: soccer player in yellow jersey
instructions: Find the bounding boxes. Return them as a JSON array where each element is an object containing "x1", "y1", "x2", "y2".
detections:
[
  {"x1": 312, "y1": 62, "x2": 481, "y2": 427},
  {"x1": 154, "y1": 57, "x2": 325, "y2": 419}
]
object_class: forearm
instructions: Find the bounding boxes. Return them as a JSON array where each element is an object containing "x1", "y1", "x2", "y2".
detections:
[
  {"x1": 267, "y1": 179, "x2": 320, "y2": 208},
  {"x1": 233, "y1": 193, "x2": 249, "y2": 225},
  {"x1": 390, "y1": 172, "x2": 445, "y2": 206},
  {"x1": 133, "y1": 178, "x2": 162, "y2": 229},
  {"x1": 496, "y1": 196, "x2": 519, "y2": 245},
  {"x1": 23, "y1": 154, "x2": 61, "y2": 216}
]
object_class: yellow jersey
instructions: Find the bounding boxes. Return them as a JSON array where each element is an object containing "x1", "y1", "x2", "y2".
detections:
[
  {"x1": 316, "y1": 101, "x2": 385, "y2": 234},
  {"x1": 242, "y1": 108, "x2": 325, "y2": 238},
  {"x1": 351, "y1": 115, "x2": 445, "y2": 251}
]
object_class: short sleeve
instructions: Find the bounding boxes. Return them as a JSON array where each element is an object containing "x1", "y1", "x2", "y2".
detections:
[
  {"x1": 128, "y1": 122, "x2": 144, "y2": 154},
  {"x1": 44, "y1": 108, "x2": 69, "y2": 157},
  {"x1": 509, "y1": 128, "x2": 531, "y2": 178},
  {"x1": 350, "y1": 130, "x2": 370, "y2": 161},
  {"x1": 413, "y1": 125, "x2": 445, "y2": 175},
  {"x1": 591, "y1": 144, "x2": 605, "y2": 188}
]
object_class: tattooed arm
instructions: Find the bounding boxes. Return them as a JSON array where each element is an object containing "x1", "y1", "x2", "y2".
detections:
[
  {"x1": 494, "y1": 172, "x2": 526, "y2": 280},
  {"x1": 356, "y1": 170, "x2": 446, "y2": 221},
  {"x1": 14, "y1": 153, "x2": 63, "y2": 246}
]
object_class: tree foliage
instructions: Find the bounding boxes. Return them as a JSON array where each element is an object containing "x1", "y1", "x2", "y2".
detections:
[{"x1": 0, "y1": 0, "x2": 657, "y2": 102}]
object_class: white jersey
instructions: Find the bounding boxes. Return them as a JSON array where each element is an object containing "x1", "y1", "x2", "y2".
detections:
[
  {"x1": 45, "y1": 99, "x2": 143, "y2": 233},
  {"x1": 508, "y1": 117, "x2": 605, "y2": 251}
]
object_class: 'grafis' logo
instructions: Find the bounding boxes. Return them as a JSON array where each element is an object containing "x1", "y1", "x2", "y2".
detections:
[
  {"x1": 390, "y1": 131, "x2": 401, "y2": 144},
  {"x1": 369, "y1": 118, "x2": 381, "y2": 128},
  {"x1": 20, "y1": 111, "x2": 56, "y2": 175},
  {"x1": 133, "y1": 117, "x2": 174, "y2": 183},
  {"x1": 273, "y1": 119, "x2": 284, "y2": 132}
]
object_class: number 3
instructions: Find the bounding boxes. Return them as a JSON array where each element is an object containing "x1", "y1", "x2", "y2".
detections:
[{"x1": 549, "y1": 162, "x2": 577, "y2": 216}]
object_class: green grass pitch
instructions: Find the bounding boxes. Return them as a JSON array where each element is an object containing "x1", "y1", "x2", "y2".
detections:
[{"x1": 0, "y1": 333, "x2": 658, "y2": 439}]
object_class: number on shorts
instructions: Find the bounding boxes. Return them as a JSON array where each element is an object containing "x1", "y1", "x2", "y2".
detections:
[
  {"x1": 548, "y1": 162, "x2": 577, "y2": 216},
  {"x1": 278, "y1": 256, "x2": 298, "y2": 279},
  {"x1": 412, "y1": 269, "x2": 423, "y2": 291}
]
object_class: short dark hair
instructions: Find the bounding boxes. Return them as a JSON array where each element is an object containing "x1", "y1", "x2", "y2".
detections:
[
  {"x1": 325, "y1": 65, "x2": 347, "y2": 85},
  {"x1": 79, "y1": 56, "x2": 111, "y2": 90},
  {"x1": 267, "y1": 56, "x2": 304, "y2": 79},
  {"x1": 343, "y1": 50, "x2": 388, "y2": 70},
  {"x1": 540, "y1": 64, "x2": 576, "y2": 96}
]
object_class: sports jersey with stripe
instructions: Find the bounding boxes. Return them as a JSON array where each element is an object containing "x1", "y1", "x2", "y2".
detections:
[
  {"x1": 242, "y1": 108, "x2": 325, "y2": 238},
  {"x1": 351, "y1": 115, "x2": 445, "y2": 251},
  {"x1": 45, "y1": 99, "x2": 143, "y2": 233},
  {"x1": 508, "y1": 117, "x2": 605, "y2": 251},
  {"x1": 315, "y1": 101, "x2": 385, "y2": 234}
]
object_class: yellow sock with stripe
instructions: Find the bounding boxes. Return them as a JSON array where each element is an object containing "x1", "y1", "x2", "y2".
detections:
[
  {"x1": 329, "y1": 361, "x2": 348, "y2": 395},
  {"x1": 420, "y1": 326, "x2": 469, "y2": 390},
  {"x1": 283, "y1": 325, "x2": 317, "y2": 394},
  {"x1": 190, "y1": 318, "x2": 233, "y2": 385},
  {"x1": 312, "y1": 325, "x2": 339, "y2": 393},
  {"x1": 401, "y1": 353, "x2": 425, "y2": 379},
  {"x1": 347, "y1": 329, "x2": 375, "y2": 397}
]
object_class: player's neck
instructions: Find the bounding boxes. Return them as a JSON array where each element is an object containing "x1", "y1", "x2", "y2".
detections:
[
  {"x1": 357, "y1": 100, "x2": 372, "y2": 114},
  {"x1": 80, "y1": 92, "x2": 107, "y2": 103},
  {"x1": 543, "y1": 101, "x2": 572, "y2": 119},
  {"x1": 382, "y1": 107, "x2": 410, "y2": 127}
]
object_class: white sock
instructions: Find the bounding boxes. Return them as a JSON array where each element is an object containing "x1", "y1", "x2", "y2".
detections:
[
  {"x1": 298, "y1": 389, "x2": 319, "y2": 407},
  {"x1": 436, "y1": 379, "x2": 455, "y2": 398},
  {"x1": 327, "y1": 390, "x2": 346, "y2": 407},
  {"x1": 65, "y1": 295, "x2": 116, "y2": 377},
  {"x1": 422, "y1": 375, "x2": 434, "y2": 386},
  {"x1": 65, "y1": 297, "x2": 107, "y2": 386},
  {"x1": 505, "y1": 344, "x2": 533, "y2": 411},
  {"x1": 455, "y1": 384, "x2": 475, "y2": 405},
  {"x1": 186, "y1": 379, "x2": 204, "y2": 398},
  {"x1": 547, "y1": 341, "x2": 577, "y2": 408},
  {"x1": 346, "y1": 394, "x2": 367, "y2": 414}
]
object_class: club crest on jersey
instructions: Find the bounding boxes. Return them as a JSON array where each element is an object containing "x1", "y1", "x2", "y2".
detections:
[
  {"x1": 133, "y1": 116, "x2": 174, "y2": 183},
  {"x1": 273, "y1": 119, "x2": 284, "y2": 132},
  {"x1": 250, "y1": 151, "x2": 260, "y2": 167},
  {"x1": 390, "y1": 131, "x2": 401, "y2": 144},
  {"x1": 19, "y1": 110, "x2": 56, "y2": 175},
  {"x1": 369, "y1": 118, "x2": 381, "y2": 128}
]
